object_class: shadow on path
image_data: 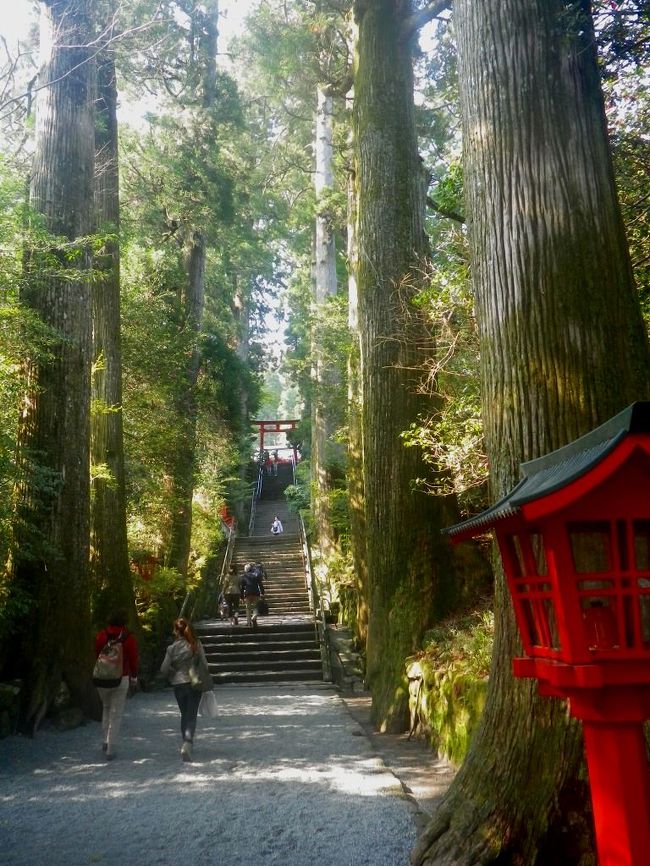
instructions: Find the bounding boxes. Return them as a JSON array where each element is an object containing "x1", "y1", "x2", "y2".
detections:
[{"x1": 0, "y1": 685, "x2": 425, "y2": 866}]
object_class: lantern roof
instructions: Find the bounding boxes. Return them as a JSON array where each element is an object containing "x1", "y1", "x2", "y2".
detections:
[{"x1": 445, "y1": 401, "x2": 650, "y2": 540}]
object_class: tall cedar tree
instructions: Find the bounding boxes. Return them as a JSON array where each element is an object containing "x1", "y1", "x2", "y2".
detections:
[
  {"x1": 92, "y1": 25, "x2": 137, "y2": 627},
  {"x1": 167, "y1": 0, "x2": 218, "y2": 577},
  {"x1": 412, "y1": 2, "x2": 650, "y2": 863},
  {"x1": 312, "y1": 84, "x2": 340, "y2": 558},
  {"x1": 346, "y1": 70, "x2": 369, "y2": 644},
  {"x1": 353, "y1": 0, "x2": 459, "y2": 731},
  {"x1": 11, "y1": 0, "x2": 99, "y2": 726}
]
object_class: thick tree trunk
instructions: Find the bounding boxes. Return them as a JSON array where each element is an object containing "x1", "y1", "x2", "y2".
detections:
[
  {"x1": 12, "y1": 0, "x2": 97, "y2": 726},
  {"x1": 346, "y1": 76, "x2": 369, "y2": 643},
  {"x1": 91, "y1": 46, "x2": 136, "y2": 627},
  {"x1": 312, "y1": 84, "x2": 340, "y2": 557},
  {"x1": 232, "y1": 273, "x2": 252, "y2": 528},
  {"x1": 413, "y1": 2, "x2": 650, "y2": 864},
  {"x1": 353, "y1": 0, "x2": 459, "y2": 731},
  {"x1": 168, "y1": 233, "x2": 205, "y2": 576},
  {"x1": 167, "y1": 2, "x2": 219, "y2": 577}
]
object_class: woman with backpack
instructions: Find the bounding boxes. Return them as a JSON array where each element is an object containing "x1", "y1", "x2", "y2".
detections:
[
  {"x1": 160, "y1": 617, "x2": 212, "y2": 762},
  {"x1": 94, "y1": 610, "x2": 139, "y2": 761}
]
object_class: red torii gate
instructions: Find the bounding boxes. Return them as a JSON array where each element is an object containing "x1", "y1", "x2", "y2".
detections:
[{"x1": 252, "y1": 419, "x2": 300, "y2": 461}]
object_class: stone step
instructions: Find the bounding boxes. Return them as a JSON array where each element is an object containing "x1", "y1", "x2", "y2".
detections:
[
  {"x1": 202, "y1": 634, "x2": 318, "y2": 658},
  {"x1": 198, "y1": 622, "x2": 316, "y2": 639},
  {"x1": 213, "y1": 669, "x2": 323, "y2": 685},
  {"x1": 206, "y1": 647, "x2": 321, "y2": 671},
  {"x1": 211, "y1": 665, "x2": 323, "y2": 681},
  {"x1": 202, "y1": 632, "x2": 316, "y2": 647},
  {"x1": 197, "y1": 521, "x2": 322, "y2": 684}
]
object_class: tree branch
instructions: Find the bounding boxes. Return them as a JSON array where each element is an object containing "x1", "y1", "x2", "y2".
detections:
[
  {"x1": 400, "y1": 0, "x2": 452, "y2": 43},
  {"x1": 427, "y1": 196, "x2": 464, "y2": 224}
]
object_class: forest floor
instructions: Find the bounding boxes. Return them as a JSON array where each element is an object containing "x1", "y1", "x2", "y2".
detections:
[{"x1": 0, "y1": 684, "x2": 455, "y2": 866}]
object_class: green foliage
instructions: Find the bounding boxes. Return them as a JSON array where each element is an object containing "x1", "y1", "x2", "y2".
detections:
[
  {"x1": 597, "y1": 2, "x2": 650, "y2": 316},
  {"x1": 121, "y1": 249, "x2": 190, "y2": 556},
  {"x1": 284, "y1": 483, "x2": 310, "y2": 513},
  {"x1": 408, "y1": 608, "x2": 494, "y2": 764},
  {"x1": 312, "y1": 544, "x2": 356, "y2": 619},
  {"x1": 282, "y1": 262, "x2": 314, "y2": 412},
  {"x1": 429, "y1": 162, "x2": 464, "y2": 221},
  {"x1": 284, "y1": 458, "x2": 311, "y2": 514},
  {"x1": 0, "y1": 162, "x2": 68, "y2": 597},
  {"x1": 133, "y1": 564, "x2": 185, "y2": 675},
  {"x1": 420, "y1": 608, "x2": 494, "y2": 680},
  {"x1": 403, "y1": 227, "x2": 488, "y2": 513}
]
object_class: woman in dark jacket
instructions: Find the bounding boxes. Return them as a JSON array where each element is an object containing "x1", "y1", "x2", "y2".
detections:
[
  {"x1": 94, "y1": 610, "x2": 139, "y2": 761},
  {"x1": 160, "y1": 617, "x2": 211, "y2": 762}
]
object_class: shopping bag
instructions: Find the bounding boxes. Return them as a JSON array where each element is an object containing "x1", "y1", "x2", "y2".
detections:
[{"x1": 199, "y1": 689, "x2": 218, "y2": 718}]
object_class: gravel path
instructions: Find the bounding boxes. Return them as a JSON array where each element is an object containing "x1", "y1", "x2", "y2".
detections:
[{"x1": 0, "y1": 685, "x2": 418, "y2": 866}]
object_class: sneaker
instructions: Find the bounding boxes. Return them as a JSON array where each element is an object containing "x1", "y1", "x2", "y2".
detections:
[
  {"x1": 181, "y1": 741, "x2": 193, "y2": 762},
  {"x1": 252, "y1": 617, "x2": 258, "y2": 630},
  {"x1": 102, "y1": 743, "x2": 108, "y2": 754}
]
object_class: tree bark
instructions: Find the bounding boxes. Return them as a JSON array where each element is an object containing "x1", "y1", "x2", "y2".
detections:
[
  {"x1": 353, "y1": 0, "x2": 459, "y2": 731},
  {"x1": 12, "y1": 0, "x2": 97, "y2": 726},
  {"x1": 232, "y1": 270, "x2": 252, "y2": 528},
  {"x1": 168, "y1": 232, "x2": 205, "y2": 576},
  {"x1": 346, "y1": 77, "x2": 370, "y2": 644},
  {"x1": 312, "y1": 84, "x2": 340, "y2": 557},
  {"x1": 91, "y1": 41, "x2": 136, "y2": 628},
  {"x1": 167, "y1": 0, "x2": 218, "y2": 576},
  {"x1": 413, "y1": 2, "x2": 650, "y2": 863}
]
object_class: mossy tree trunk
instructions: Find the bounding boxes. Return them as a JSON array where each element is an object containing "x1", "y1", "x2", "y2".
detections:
[
  {"x1": 11, "y1": 0, "x2": 98, "y2": 727},
  {"x1": 347, "y1": 149, "x2": 369, "y2": 644},
  {"x1": 232, "y1": 271, "x2": 252, "y2": 528},
  {"x1": 353, "y1": 0, "x2": 459, "y2": 731},
  {"x1": 413, "y1": 2, "x2": 650, "y2": 864},
  {"x1": 312, "y1": 84, "x2": 340, "y2": 558},
  {"x1": 91, "y1": 36, "x2": 137, "y2": 628},
  {"x1": 168, "y1": 232, "x2": 205, "y2": 577}
]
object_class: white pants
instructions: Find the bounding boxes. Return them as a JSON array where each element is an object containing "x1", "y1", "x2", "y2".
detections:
[{"x1": 97, "y1": 676, "x2": 129, "y2": 753}]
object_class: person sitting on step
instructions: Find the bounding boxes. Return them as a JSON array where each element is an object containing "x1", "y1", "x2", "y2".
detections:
[{"x1": 270, "y1": 515, "x2": 283, "y2": 535}]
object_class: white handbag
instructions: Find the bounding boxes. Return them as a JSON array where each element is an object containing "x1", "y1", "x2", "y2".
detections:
[{"x1": 199, "y1": 689, "x2": 218, "y2": 718}]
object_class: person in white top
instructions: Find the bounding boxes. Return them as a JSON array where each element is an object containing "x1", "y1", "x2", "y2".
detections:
[{"x1": 271, "y1": 516, "x2": 283, "y2": 535}]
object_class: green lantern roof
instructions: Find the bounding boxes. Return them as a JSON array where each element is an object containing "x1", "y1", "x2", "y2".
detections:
[{"x1": 444, "y1": 402, "x2": 650, "y2": 538}]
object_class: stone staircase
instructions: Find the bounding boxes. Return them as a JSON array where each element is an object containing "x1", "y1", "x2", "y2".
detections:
[{"x1": 196, "y1": 462, "x2": 324, "y2": 685}]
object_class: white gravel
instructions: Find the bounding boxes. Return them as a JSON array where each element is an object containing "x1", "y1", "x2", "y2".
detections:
[{"x1": 0, "y1": 685, "x2": 418, "y2": 866}]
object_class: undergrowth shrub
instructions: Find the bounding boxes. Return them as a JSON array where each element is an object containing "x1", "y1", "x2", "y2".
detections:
[{"x1": 407, "y1": 606, "x2": 494, "y2": 765}]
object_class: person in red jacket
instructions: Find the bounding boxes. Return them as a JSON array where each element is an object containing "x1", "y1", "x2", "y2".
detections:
[{"x1": 94, "y1": 610, "x2": 139, "y2": 761}]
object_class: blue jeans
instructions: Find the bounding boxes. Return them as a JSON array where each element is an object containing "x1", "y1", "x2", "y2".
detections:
[{"x1": 173, "y1": 683, "x2": 202, "y2": 742}]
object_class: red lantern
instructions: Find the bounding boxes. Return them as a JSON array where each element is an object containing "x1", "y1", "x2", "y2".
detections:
[
  {"x1": 446, "y1": 402, "x2": 650, "y2": 866},
  {"x1": 132, "y1": 554, "x2": 159, "y2": 582}
]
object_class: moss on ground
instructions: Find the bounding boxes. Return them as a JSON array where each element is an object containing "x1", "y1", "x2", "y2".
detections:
[{"x1": 406, "y1": 607, "x2": 493, "y2": 765}]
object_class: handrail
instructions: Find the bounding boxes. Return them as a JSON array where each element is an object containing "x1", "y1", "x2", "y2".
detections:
[
  {"x1": 247, "y1": 463, "x2": 264, "y2": 537},
  {"x1": 217, "y1": 518, "x2": 237, "y2": 588},
  {"x1": 299, "y1": 513, "x2": 332, "y2": 682}
]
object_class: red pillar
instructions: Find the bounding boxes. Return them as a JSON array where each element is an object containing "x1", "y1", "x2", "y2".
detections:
[{"x1": 582, "y1": 721, "x2": 650, "y2": 866}]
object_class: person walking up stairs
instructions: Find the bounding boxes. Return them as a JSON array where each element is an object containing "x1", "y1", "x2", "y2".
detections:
[{"x1": 197, "y1": 459, "x2": 324, "y2": 684}]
